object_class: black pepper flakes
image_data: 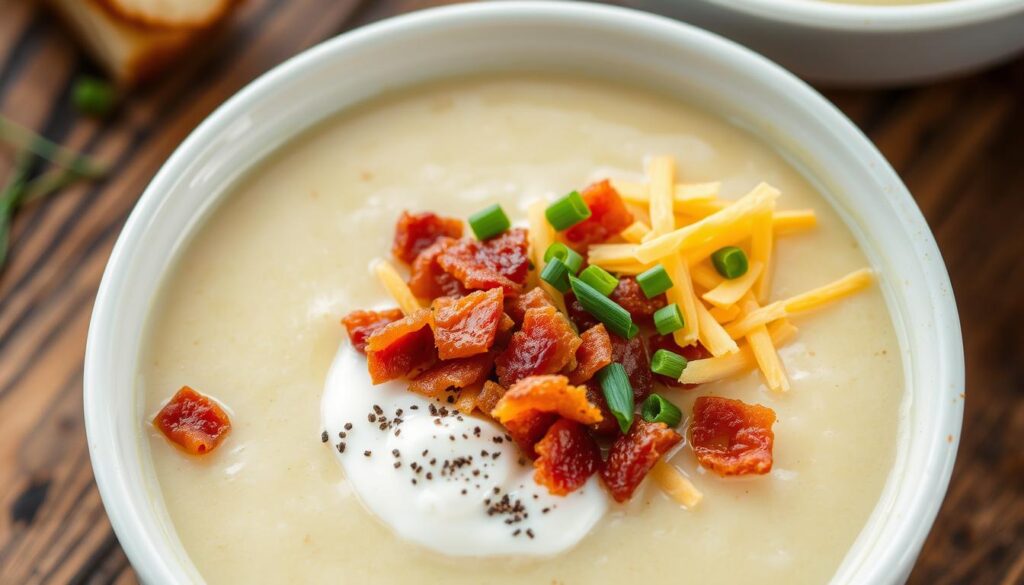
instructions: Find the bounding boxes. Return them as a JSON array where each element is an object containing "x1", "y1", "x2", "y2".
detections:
[
  {"x1": 337, "y1": 443, "x2": 346, "y2": 453},
  {"x1": 321, "y1": 431, "x2": 328, "y2": 443},
  {"x1": 364, "y1": 450, "x2": 372, "y2": 457},
  {"x1": 368, "y1": 413, "x2": 377, "y2": 423},
  {"x1": 373, "y1": 404, "x2": 383, "y2": 415},
  {"x1": 344, "y1": 422, "x2": 353, "y2": 430}
]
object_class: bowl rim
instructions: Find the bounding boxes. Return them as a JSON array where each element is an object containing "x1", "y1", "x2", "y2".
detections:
[
  {"x1": 699, "y1": 0, "x2": 1024, "y2": 32},
  {"x1": 84, "y1": 2, "x2": 964, "y2": 584}
]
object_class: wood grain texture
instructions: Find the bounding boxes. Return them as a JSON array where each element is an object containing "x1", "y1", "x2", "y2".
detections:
[{"x1": 0, "y1": 0, "x2": 1020, "y2": 583}]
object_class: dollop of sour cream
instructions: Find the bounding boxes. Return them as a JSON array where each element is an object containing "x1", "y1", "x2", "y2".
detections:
[{"x1": 321, "y1": 344, "x2": 607, "y2": 557}]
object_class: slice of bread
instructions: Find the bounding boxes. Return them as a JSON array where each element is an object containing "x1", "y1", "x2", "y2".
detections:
[
  {"x1": 95, "y1": 0, "x2": 235, "y2": 30},
  {"x1": 45, "y1": 0, "x2": 231, "y2": 86}
]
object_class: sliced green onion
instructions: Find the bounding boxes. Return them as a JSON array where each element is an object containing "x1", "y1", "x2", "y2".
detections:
[
  {"x1": 650, "y1": 349, "x2": 688, "y2": 379},
  {"x1": 545, "y1": 191, "x2": 591, "y2": 231},
  {"x1": 653, "y1": 304, "x2": 685, "y2": 335},
  {"x1": 569, "y1": 276, "x2": 634, "y2": 339},
  {"x1": 543, "y1": 242, "x2": 584, "y2": 274},
  {"x1": 578, "y1": 265, "x2": 619, "y2": 296},
  {"x1": 627, "y1": 323, "x2": 639, "y2": 340},
  {"x1": 641, "y1": 394, "x2": 682, "y2": 428},
  {"x1": 72, "y1": 76, "x2": 116, "y2": 116},
  {"x1": 711, "y1": 246, "x2": 749, "y2": 279},
  {"x1": 540, "y1": 257, "x2": 571, "y2": 293},
  {"x1": 597, "y1": 363, "x2": 635, "y2": 434},
  {"x1": 468, "y1": 204, "x2": 511, "y2": 240},
  {"x1": 636, "y1": 264, "x2": 673, "y2": 298}
]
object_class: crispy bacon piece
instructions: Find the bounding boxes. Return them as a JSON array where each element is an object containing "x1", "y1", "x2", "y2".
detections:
[
  {"x1": 600, "y1": 420, "x2": 682, "y2": 502},
  {"x1": 408, "y1": 237, "x2": 466, "y2": 300},
  {"x1": 408, "y1": 353, "x2": 494, "y2": 399},
  {"x1": 437, "y1": 228, "x2": 530, "y2": 296},
  {"x1": 392, "y1": 211, "x2": 463, "y2": 264},
  {"x1": 505, "y1": 412, "x2": 559, "y2": 459},
  {"x1": 366, "y1": 309, "x2": 436, "y2": 384},
  {"x1": 649, "y1": 335, "x2": 712, "y2": 388},
  {"x1": 495, "y1": 306, "x2": 581, "y2": 387},
  {"x1": 611, "y1": 333, "x2": 653, "y2": 400},
  {"x1": 611, "y1": 277, "x2": 667, "y2": 320},
  {"x1": 491, "y1": 375, "x2": 603, "y2": 427},
  {"x1": 564, "y1": 292, "x2": 599, "y2": 331},
  {"x1": 564, "y1": 180, "x2": 634, "y2": 248},
  {"x1": 506, "y1": 287, "x2": 555, "y2": 325},
  {"x1": 431, "y1": 288, "x2": 504, "y2": 359},
  {"x1": 691, "y1": 396, "x2": 776, "y2": 476},
  {"x1": 475, "y1": 380, "x2": 507, "y2": 416},
  {"x1": 584, "y1": 382, "x2": 620, "y2": 436},
  {"x1": 341, "y1": 308, "x2": 404, "y2": 353},
  {"x1": 566, "y1": 324, "x2": 613, "y2": 385},
  {"x1": 153, "y1": 386, "x2": 231, "y2": 455},
  {"x1": 534, "y1": 419, "x2": 601, "y2": 495}
]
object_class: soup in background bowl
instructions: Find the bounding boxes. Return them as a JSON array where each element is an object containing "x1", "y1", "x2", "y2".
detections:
[{"x1": 84, "y1": 3, "x2": 964, "y2": 584}]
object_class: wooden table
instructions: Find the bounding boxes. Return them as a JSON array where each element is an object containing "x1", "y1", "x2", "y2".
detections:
[{"x1": 0, "y1": 0, "x2": 1020, "y2": 583}]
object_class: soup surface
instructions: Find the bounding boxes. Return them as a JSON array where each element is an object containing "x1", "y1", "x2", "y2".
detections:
[{"x1": 142, "y1": 76, "x2": 903, "y2": 584}]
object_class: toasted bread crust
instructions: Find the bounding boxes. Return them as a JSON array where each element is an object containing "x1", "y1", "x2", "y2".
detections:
[{"x1": 93, "y1": 0, "x2": 236, "y2": 30}]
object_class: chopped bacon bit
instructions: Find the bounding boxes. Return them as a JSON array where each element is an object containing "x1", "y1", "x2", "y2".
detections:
[
  {"x1": 408, "y1": 353, "x2": 494, "y2": 399},
  {"x1": 437, "y1": 228, "x2": 530, "y2": 296},
  {"x1": 566, "y1": 324, "x2": 613, "y2": 385},
  {"x1": 495, "y1": 306, "x2": 581, "y2": 387},
  {"x1": 564, "y1": 180, "x2": 634, "y2": 249},
  {"x1": 505, "y1": 412, "x2": 558, "y2": 459},
  {"x1": 431, "y1": 288, "x2": 504, "y2": 359},
  {"x1": 454, "y1": 382, "x2": 484, "y2": 415},
  {"x1": 691, "y1": 396, "x2": 776, "y2": 476},
  {"x1": 506, "y1": 287, "x2": 555, "y2": 325},
  {"x1": 341, "y1": 308, "x2": 404, "y2": 353},
  {"x1": 649, "y1": 335, "x2": 711, "y2": 388},
  {"x1": 392, "y1": 211, "x2": 463, "y2": 264},
  {"x1": 610, "y1": 333, "x2": 653, "y2": 401},
  {"x1": 600, "y1": 420, "x2": 682, "y2": 502},
  {"x1": 475, "y1": 380, "x2": 507, "y2": 416},
  {"x1": 491, "y1": 375, "x2": 603, "y2": 427},
  {"x1": 153, "y1": 386, "x2": 231, "y2": 455},
  {"x1": 494, "y1": 313, "x2": 517, "y2": 350},
  {"x1": 366, "y1": 309, "x2": 436, "y2": 384},
  {"x1": 533, "y1": 419, "x2": 601, "y2": 495},
  {"x1": 583, "y1": 381, "x2": 620, "y2": 436},
  {"x1": 408, "y1": 237, "x2": 467, "y2": 300},
  {"x1": 611, "y1": 277, "x2": 667, "y2": 320},
  {"x1": 564, "y1": 292, "x2": 599, "y2": 331}
]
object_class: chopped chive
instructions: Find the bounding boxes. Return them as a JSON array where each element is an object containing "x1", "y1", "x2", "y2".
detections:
[
  {"x1": 626, "y1": 323, "x2": 640, "y2": 340},
  {"x1": 543, "y1": 242, "x2": 584, "y2": 274},
  {"x1": 540, "y1": 257, "x2": 571, "y2": 293},
  {"x1": 72, "y1": 76, "x2": 117, "y2": 117},
  {"x1": 653, "y1": 304, "x2": 685, "y2": 335},
  {"x1": 650, "y1": 349, "x2": 688, "y2": 379},
  {"x1": 641, "y1": 394, "x2": 682, "y2": 428},
  {"x1": 597, "y1": 363, "x2": 634, "y2": 434},
  {"x1": 578, "y1": 265, "x2": 619, "y2": 296},
  {"x1": 636, "y1": 264, "x2": 673, "y2": 298},
  {"x1": 569, "y1": 276, "x2": 634, "y2": 339},
  {"x1": 545, "y1": 191, "x2": 591, "y2": 231},
  {"x1": 0, "y1": 116, "x2": 107, "y2": 178},
  {"x1": 468, "y1": 204, "x2": 511, "y2": 240},
  {"x1": 711, "y1": 246, "x2": 749, "y2": 279}
]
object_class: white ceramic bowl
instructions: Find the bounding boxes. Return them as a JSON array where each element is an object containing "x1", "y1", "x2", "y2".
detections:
[
  {"x1": 630, "y1": 0, "x2": 1024, "y2": 86},
  {"x1": 84, "y1": 2, "x2": 964, "y2": 583}
]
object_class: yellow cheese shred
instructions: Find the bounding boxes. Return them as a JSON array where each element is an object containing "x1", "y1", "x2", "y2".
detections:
[
  {"x1": 664, "y1": 254, "x2": 699, "y2": 346},
  {"x1": 772, "y1": 209, "x2": 817, "y2": 235},
  {"x1": 620, "y1": 220, "x2": 651, "y2": 244},
  {"x1": 586, "y1": 243, "x2": 640, "y2": 264},
  {"x1": 635, "y1": 183, "x2": 780, "y2": 264},
  {"x1": 679, "y1": 321, "x2": 798, "y2": 385},
  {"x1": 612, "y1": 179, "x2": 721, "y2": 207},
  {"x1": 709, "y1": 304, "x2": 741, "y2": 323},
  {"x1": 689, "y1": 262, "x2": 723, "y2": 291},
  {"x1": 527, "y1": 199, "x2": 568, "y2": 314},
  {"x1": 702, "y1": 261, "x2": 763, "y2": 308},
  {"x1": 651, "y1": 461, "x2": 702, "y2": 509},
  {"x1": 647, "y1": 155, "x2": 676, "y2": 236},
  {"x1": 741, "y1": 295, "x2": 789, "y2": 393},
  {"x1": 695, "y1": 299, "x2": 739, "y2": 356},
  {"x1": 725, "y1": 268, "x2": 874, "y2": 339},
  {"x1": 750, "y1": 207, "x2": 774, "y2": 302},
  {"x1": 374, "y1": 259, "x2": 423, "y2": 315}
]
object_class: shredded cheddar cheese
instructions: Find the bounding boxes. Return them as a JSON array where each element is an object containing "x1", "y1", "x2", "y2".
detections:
[
  {"x1": 612, "y1": 179, "x2": 721, "y2": 207},
  {"x1": 695, "y1": 300, "x2": 739, "y2": 356},
  {"x1": 620, "y1": 220, "x2": 651, "y2": 244},
  {"x1": 741, "y1": 294, "x2": 789, "y2": 393},
  {"x1": 709, "y1": 304, "x2": 741, "y2": 323},
  {"x1": 647, "y1": 155, "x2": 676, "y2": 237},
  {"x1": 702, "y1": 261, "x2": 764, "y2": 308},
  {"x1": 664, "y1": 254, "x2": 699, "y2": 346},
  {"x1": 679, "y1": 321, "x2": 798, "y2": 384},
  {"x1": 374, "y1": 259, "x2": 422, "y2": 315},
  {"x1": 651, "y1": 461, "x2": 702, "y2": 508},
  {"x1": 750, "y1": 208, "x2": 774, "y2": 302}
]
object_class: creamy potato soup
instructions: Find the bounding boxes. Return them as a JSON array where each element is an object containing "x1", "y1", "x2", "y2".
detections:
[{"x1": 142, "y1": 76, "x2": 902, "y2": 584}]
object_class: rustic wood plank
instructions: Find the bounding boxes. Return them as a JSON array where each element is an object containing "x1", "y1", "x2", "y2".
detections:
[{"x1": 0, "y1": 1, "x2": 1020, "y2": 584}]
